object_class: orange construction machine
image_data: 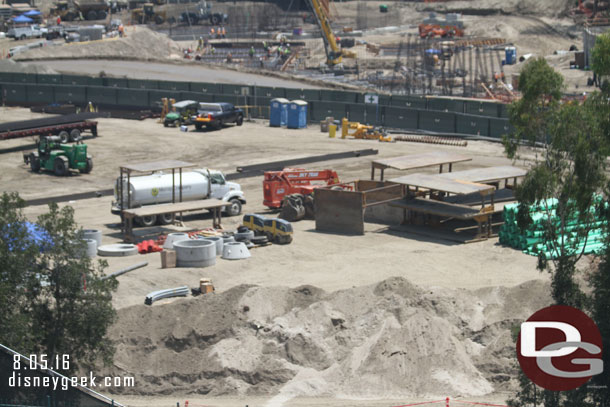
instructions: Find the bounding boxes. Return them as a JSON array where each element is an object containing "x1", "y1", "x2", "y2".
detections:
[
  {"x1": 419, "y1": 23, "x2": 464, "y2": 38},
  {"x1": 263, "y1": 168, "x2": 342, "y2": 209}
]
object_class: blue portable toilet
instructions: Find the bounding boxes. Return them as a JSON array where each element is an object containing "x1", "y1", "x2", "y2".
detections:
[
  {"x1": 269, "y1": 98, "x2": 289, "y2": 127},
  {"x1": 287, "y1": 100, "x2": 308, "y2": 129},
  {"x1": 505, "y1": 47, "x2": 517, "y2": 65}
]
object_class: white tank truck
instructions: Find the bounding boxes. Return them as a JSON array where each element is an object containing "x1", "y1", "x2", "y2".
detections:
[{"x1": 111, "y1": 168, "x2": 246, "y2": 227}]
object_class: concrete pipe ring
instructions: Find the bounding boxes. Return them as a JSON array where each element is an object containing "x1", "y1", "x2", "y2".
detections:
[
  {"x1": 163, "y1": 232, "x2": 190, "y2": 250},
  {"x1": 200, "y1": 236, "x2": 223, "y2": 256},
  {"x1": 97, "y1": 244, "x2": 138, "y2": 257},
  {"x1": 234, "y1": 230, "x2": 255, "y2": 241},
  {"x1": 222, "y1": 235, "x2": 235, "y2": 244},
  {"x1": 173, "y1": 239, "x2": 216, "y2": 268},
  {"x1": 84, "y1": 238, "x2": 97, "y2": 257},
  {"x1": 82, "y1": 229, "x2": 102, "y2": 247}
]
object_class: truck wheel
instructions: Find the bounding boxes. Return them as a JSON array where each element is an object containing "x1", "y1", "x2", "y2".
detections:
[
  {"x1": 98, "y1": 10, "x2": 107, "y2": 19},
  {"x1": 158, "y1": 213, "x2": 175, "y2": 225},
  {"x1": 236, "y1": 115, "x2": 243, "y2": 126},
  {"x1": 54, "y1": 157, "x2": 67, "y2": 176},
  {"x1": 154, "y1": 15, "x2": 164, "y2": 25},
  {"x1": 211, "y1": 14, "x2": 219, "y2": 25},
  {"x1": 137, "y1": 215, "x2": 157, "y2": 227},
  {"x1": 30, "y1": 154, "x2": 40, "y2": 173},
  {"x1": 19, "y1": 35, "x2": 26, "y2": 41},
  {"x1": 163, "y1": 121, "x2": 169, "y2": 127},
  {"x1": 214, "y1": 119, "x2": 223, "y2": 130},
  {"x1": 80, "y1": 157, "x2": 93, "y2": 174},
  {"x1": 226, "y1": 199, "x2": 242, "y2": 216},
  {"x1": 173, "y1": 119, "x2": 180, "y2": 127},
  {"x1": 195, "y1": 123, "x2": 202, "y2": 131},
  {"x1": 86, "y1": 10, "x2": 98, "y2": 20},
  {"x1": 58, "y1": 130, "x2": 70, "y2": 143},
  {"x1": 70, "y1": 129, "x2": 81, "y2": 141}
]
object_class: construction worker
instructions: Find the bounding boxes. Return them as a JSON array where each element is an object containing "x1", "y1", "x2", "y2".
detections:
[
  {"x1": 262, "y1": 40, "x2": 268, "y2": 51},
  {"x1": 226, "y1": 52, "x2": 232, "y2": 63},
  {"x1": 197, "y1": 36, "x2": 203, "y2": 51},
  {"x1": 210, "y1": 46, "x2": 215, "y2": 55},
  {"x1": 220, "y1": 26, "x2": 226, "y2": 38},
  {"x1": 118, "y1": 24, "x2": 124, "y2": 37},
  {"x1": 249, "y1": 46, "x2": 255, "y2": 59},
  {"x1": 210, "y1": 27, "x2": 215, "y2": 38}
]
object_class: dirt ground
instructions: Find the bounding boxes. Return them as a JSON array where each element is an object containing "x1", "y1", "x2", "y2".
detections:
[
  {"x1": 2, "y1": 1, "x2": 599, "y2": 403},
  {"x1": 0, "y1": 106, "x2": 555, "y2": 405},
  {"x1": 0, "y1": 106, "x2": 545, "y2": 309}
]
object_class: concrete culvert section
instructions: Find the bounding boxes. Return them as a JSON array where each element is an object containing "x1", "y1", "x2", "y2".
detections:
[
  {"x1": 82, "y1": 229, "x2": 102, "y2": 247},
  {"x1": 162, "y1": 232, "x2": 190, "y2": 250},
  {"x1": 200, "y1": 236, "x2": 223, "y2": 256},
  {"x1": 97, "y1": 244, "x2": 138, "y2": 257},
  {"x1": 174, "y1": 239, "x2": 216, "y2": 267}
]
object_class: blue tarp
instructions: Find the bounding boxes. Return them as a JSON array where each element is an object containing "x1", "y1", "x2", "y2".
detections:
[
  {"x1": 4, "y1": 222, "x2": 52, "y2": 252},
  {"x1": 12, "y1": 15, "x2": 33, "y2": 23},
  {"x1": 23, "y1": 10, "x2": 41, "y2": 16}
]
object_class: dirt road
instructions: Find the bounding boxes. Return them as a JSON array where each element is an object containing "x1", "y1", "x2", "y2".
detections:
[{"x1": 24, "y1": 59, "x2": 323, "y2": 89}]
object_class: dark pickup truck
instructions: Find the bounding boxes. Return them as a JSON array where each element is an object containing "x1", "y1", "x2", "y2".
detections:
[{"x1": 193, "y1": 102, "x2": 244, "y2": 130}]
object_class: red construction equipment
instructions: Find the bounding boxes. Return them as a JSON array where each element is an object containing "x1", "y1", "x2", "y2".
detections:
[
  {"x1": 418, "y1": 24, "x2": 464, "y2": 39},
  {"x1": 263, "y1": 168, "x2": 342, "y2": 209}
]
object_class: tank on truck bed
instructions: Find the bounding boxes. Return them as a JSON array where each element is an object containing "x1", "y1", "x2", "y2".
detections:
[{"x1": 112, "y1": 160, "x2": 247, "y2": 228}]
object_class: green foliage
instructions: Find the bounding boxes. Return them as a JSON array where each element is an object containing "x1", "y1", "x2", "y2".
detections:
[
  {"x1": 588, "y1": 242, "x2": 610, "y2": 406},
  {"x1": 0, "y1": 193, "x2": 39, "y2": 353},
  {"x1": 506, "y1": 57, "x2": 610, "y2": 407},
  {"x1": 591, "y1": 33, "x2": 610, "y2": 77},
  {"x1": 0, "y1": 193, "x2": 117, "y2": 372},
  {"x1": 504, "y1": 58, "x2": 564, "y2": 158}
]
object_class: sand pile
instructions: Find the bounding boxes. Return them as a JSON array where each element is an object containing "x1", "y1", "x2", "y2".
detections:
[
  {"x1": 417, "y1": 0, "x2": 574, "y2": 18},
  {"x1": 0, "y1": 59, "x2": 57, "y2": 74},
  {"x1": 100, "y1": 277, "x2": 551, "y2": 399},
  {"x1": 12, "y1": 27, "x2": 182, "y2": 62}
]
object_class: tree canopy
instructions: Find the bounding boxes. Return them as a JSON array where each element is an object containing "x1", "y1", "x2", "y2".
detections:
[{"x1": 0, "y1": 193, "x2": 117, "y2": 372}]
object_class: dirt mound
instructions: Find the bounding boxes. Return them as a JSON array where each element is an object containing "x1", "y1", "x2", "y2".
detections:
[
  {"x1": 99, "y1": 277, "x2": 551, "y2": 400},
  {"x1": 0, "y1": 59, "x2": 57, "y2": 74},
  {"x1": 12, "y1": 27, "x2": 182, "y2": 62},
  {"x1": 418, "y1": 0, "x2": 574, "y2": 18}
]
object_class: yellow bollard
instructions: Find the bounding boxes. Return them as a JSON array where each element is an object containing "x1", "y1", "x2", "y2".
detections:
[{"x1": 328, "y1": 124, "x2": 337, "y2": 138}]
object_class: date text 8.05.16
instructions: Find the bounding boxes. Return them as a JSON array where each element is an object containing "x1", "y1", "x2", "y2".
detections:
[{"x1": 13, "y1": 354, "x2": 70, "y2": 371}]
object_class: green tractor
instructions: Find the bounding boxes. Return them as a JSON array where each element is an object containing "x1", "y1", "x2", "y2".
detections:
[{"x1": 24, "y1": 136, "x2": 93, "y2": 176}]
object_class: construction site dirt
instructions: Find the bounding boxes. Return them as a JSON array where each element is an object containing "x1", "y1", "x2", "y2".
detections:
[
  {"x1": 0, "y1": 105, "x2": 573, "y2": 406},
  {"x1": 0, "y1": 0, "x2": 605, "y2": 404}
]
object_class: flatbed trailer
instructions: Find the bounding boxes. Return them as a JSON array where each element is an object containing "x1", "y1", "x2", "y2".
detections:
[{"x1": 0, "y1": 113, "x2": 100, "y2": 142}]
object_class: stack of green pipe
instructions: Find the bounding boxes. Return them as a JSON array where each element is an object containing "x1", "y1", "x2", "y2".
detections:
[{"x1": 499, "y1": 199, "x2": 608, "y2": 259}]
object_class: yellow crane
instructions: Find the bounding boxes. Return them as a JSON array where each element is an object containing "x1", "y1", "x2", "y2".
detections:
[{"x1": 305, "y1": 0, "x2": 355, "y2": 67}]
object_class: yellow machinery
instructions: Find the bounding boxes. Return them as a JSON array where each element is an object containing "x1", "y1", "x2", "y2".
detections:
[
  {"x1": 131, "y1": 3, "x2": 166, "y2": 24},
  {"x1": 341, "y1": 118, "x2": 392, "y2": 142},
  {"x1": 305, "y1": 0, "x2": 356, "y2": 67}
]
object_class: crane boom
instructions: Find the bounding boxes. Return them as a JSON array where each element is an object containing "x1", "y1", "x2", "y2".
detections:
[{"x1": 305, "y1": 0, "x2": 343, "y2": 66}]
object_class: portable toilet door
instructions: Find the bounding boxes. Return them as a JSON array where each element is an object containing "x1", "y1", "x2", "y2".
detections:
[
  {"x1": 269, "y1": 98, "x2": 289, "y2": 127},
  {"x1": 287, "y1": 100, "x2": 308, "y2": 129}
]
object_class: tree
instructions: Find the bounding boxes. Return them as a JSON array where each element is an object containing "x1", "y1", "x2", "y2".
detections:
[
  {"x1": 505, "y1": 58, "x2": 609, "y2": 407},
  {"x1": 504, "y1": 57, "x2": 564, "y2": 157},
  {"x1": 0, "y1": 193, "x2": 40, "y2": 353},
  {"x1": 0, "y1": 193, "x2": 117, "y2": 372},
  {"x1": 591, "y1": 33, "x2": 610, "y2": 90}
]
